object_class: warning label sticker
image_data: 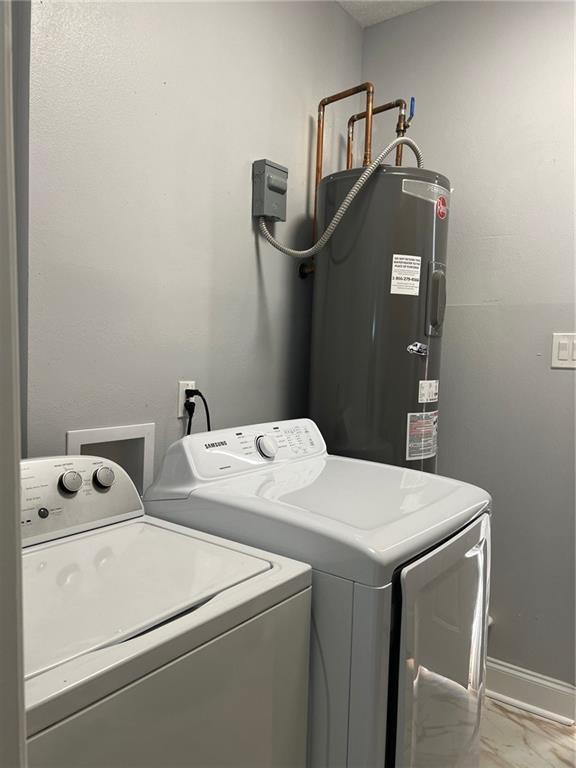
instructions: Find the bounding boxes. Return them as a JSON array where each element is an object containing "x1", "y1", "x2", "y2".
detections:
[
  {"x1": 390, "y1": 254, "x2": 421, "y2": 296},
  {"x1": 406, "y1": 411, "x2": 438, "y2": 461},
  {"x1": 418, "y1": 380, "x2": 439, "y2": 403}
]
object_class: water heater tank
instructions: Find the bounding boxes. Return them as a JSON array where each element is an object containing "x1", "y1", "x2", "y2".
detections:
[{"x1": 309, "y1": 165, "x2": 450, "y2": 472}]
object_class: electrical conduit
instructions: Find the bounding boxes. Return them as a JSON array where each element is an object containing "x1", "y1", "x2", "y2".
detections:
[{"x1": 258, "y1": 136, "x2": 423, "y2": 259}]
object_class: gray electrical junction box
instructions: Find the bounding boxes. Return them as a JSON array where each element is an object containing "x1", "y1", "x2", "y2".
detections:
[{"x1": 252, "y1": 159, "x2": 288, "y2": 222}]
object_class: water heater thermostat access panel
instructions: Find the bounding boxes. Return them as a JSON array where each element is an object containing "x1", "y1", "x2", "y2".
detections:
[{"x1": 184, "y1": 419, "x2": 326, "y2": 480}]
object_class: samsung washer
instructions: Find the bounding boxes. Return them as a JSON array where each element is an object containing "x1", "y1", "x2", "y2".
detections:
[
  {"x1": 21, "y1": 456, "x2": 311, "y2": 768},
  {"x1": 145, "y1": 418, "x2": 491, "y2": 768}
]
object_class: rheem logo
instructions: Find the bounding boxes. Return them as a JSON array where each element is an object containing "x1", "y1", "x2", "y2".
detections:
[{"x1": 436, "y1": 196, "x2": 447, "y2": 220}]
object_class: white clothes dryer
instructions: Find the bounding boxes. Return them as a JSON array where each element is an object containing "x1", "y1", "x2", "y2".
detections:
[
  {"x1": 145, "y1": 418, "x2": 491, "y2": 768},
  {"x1": 21, "y1": 456, "x2": 310, "y2": 768}
]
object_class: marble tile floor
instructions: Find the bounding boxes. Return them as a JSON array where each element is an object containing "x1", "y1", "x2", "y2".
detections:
[{"x1": 481, "y1": 697, "x2": 575, "y2": 768}]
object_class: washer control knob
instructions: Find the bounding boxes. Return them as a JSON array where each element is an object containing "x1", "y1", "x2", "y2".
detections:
[
  {"x1": 255, "y1": 434, "x2": 279, "y2": 460},
  {"x1": 59, "y1": 470, "x2": 83, "y2": 494},
  {"x1": 93, "y1": 466, "x2": 115, "y2": 489}
]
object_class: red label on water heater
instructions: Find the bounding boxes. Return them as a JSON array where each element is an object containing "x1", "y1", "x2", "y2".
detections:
[{"x1": 436, "y1": 196, "x2": 447, "y2": 220}]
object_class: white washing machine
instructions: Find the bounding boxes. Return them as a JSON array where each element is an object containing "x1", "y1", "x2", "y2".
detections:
[
  {"x1": 21, "y1": 456, "x2": 311, "y2": 768},
  {"x1": 145, "y1": 418, "x2": 491, "y2": 768}
]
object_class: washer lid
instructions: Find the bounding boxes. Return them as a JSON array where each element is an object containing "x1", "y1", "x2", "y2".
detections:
[
  {"x1": 185, "y1": 456, "x2": 491, "y2": 586},
  {"x1": 23, "y1": 519, "x2": 270, "y2": 679}
]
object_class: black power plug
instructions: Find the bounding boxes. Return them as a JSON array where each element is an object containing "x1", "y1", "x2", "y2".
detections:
[{"x1": 184, "y1": 389, "x2": 211, "y2": 435}]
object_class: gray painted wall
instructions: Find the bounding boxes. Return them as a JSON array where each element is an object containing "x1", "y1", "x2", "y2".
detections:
[
  {"x1": 0, "y1": 2, "x2": 27, "y2": 763},
  {"x1": 363, "y1": 1, "x2": 575, "y2": 684},
  {"x1": 27, "y1": 1, "x2": 362, "y2": 470}
]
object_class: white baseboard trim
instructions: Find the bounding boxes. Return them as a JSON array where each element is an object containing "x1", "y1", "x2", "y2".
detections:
[{"x1": 486, "y1": 657, "x2": 576, "y2": 726}]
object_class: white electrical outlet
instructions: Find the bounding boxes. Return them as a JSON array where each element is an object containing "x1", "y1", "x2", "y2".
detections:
[{"x1": 177, "y1": 380, "x2": 196, "y2": 418}]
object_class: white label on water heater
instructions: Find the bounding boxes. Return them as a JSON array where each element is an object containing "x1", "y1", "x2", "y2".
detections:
[
  {"x1": 418, "y1": 380, "x2": 439, "y2": 403},
  {"x1": 390, "y1": 254, "x2": 421, "y2": 296},
  {"x1": 406, "y1": 411, "x2": 438, "y2": 460}
]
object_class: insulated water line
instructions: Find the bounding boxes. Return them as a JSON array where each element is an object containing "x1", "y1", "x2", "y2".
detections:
[{"x1": 258, "y1": 136, "x2": 423, "y2": 259}]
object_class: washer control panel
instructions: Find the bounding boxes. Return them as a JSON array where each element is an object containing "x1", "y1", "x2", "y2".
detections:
[
  {"x1": 184, "y1": 419, "x2": 326, "y2": 481},
  {"x1": 20, "y1": 456, "x2": 143, "y2": 547}
]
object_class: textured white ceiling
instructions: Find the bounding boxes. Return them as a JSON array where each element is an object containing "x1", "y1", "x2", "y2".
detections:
[{"x1": 339, "y1": 1, "x2": 436, "y2": 28}]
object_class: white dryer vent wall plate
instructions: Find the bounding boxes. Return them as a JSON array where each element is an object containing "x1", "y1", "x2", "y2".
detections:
[{"x1": 66, "y1": 423, "x2": 155, "y2": 495}]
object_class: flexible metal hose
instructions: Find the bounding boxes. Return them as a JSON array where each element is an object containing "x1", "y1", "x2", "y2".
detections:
[{"x1": 258, "y1": 136, "x2": 423, "y2": 258}]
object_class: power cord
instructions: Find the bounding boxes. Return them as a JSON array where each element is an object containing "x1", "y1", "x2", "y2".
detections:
[{"x1": 184, "y1": 389, "x2": 211, "y2": 435}]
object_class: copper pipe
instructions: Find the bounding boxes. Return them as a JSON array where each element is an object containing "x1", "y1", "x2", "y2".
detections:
[
  {"x1": 395, "y1": 105, "x2": 407, "y2": 166},
  {"x1": 346, "y1": 99, "x2": 407, "y2": 169},
  {"x1": 313, "y1": 82, "x2": 374, "y2": 239}
]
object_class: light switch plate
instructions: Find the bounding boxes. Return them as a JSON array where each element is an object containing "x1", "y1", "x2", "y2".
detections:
[{"x1": 551, "y1": 333, "x2": 576, "y2": 369}]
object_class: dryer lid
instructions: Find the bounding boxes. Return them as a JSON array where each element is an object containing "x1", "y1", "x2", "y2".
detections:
[
  {"x1": 164, "y1": 455, "x2": 490, "y2": 586},
  {"x1": 22, "y1": 519, "x2": 270, "y2": 679}
]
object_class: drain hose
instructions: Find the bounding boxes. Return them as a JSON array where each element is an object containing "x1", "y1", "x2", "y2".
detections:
[{"x1": 258, "y1": 136, "x2": 423, "y2": 259}]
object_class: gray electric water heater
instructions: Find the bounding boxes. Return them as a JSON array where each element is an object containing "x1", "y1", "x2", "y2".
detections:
[{"x1": 309, "y1": 165, "x2": 450, "y2": 472}]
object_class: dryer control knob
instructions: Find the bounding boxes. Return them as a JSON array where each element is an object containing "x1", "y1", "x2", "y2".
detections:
[
  {"x1": 93, "y1": 466, "x2": 115, "y2": 489},
  {"x1": 256, "y1": 434, "x2": 278, "y2": 460},
  {"x1": 59, "y1": 470, "x2": 83, "y2": 494}
]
